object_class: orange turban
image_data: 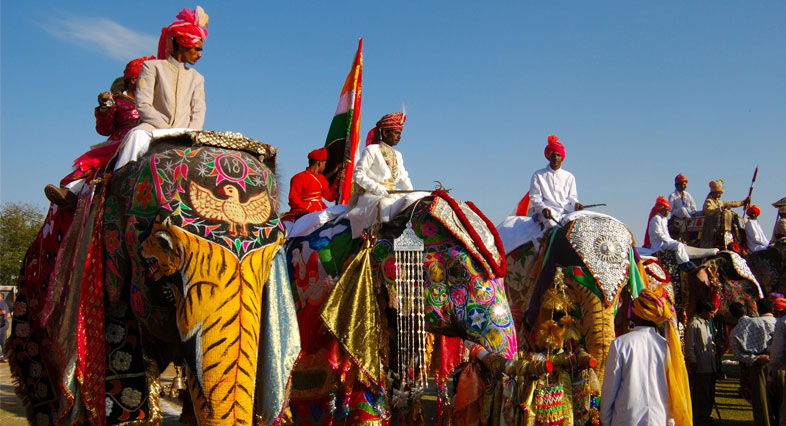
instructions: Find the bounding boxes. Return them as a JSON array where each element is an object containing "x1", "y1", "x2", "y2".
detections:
[
  {"x1": 157, "y1": 6, "x2": 209, "y2": 59},
  {"x1": 544, "y1": 135, "x2": 565, "y2": 160},
  {"x1": 365, "y1": 112, "x2": 406, "y2": 146},
  {"x1": 124, "y1": 56, "x2": 156, "y2": 79},
  {"x1": 675, "y1": 174, "x2": 688, "y2": 184},
  {"x1": 308, "y1": 148, "x2": 327, "y2": 161},
  {"x1": 747, "y1": 205, "x2": 761, "y2": 217}
]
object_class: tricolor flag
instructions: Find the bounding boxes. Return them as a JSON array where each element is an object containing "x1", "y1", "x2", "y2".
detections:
[{"x1": 323, "y1": 38, "x2": 363, "y2": 205}]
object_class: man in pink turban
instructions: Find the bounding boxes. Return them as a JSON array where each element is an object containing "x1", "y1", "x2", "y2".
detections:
[
  {"x1": 644, "y1": 196, "x2": 702, "y2": 272},
  {"x1": 114, "y1": 6, "x2": 209, "y2": 170},
  {"x1": 528, "y1": 135, "x2": 583, "y2": 226}
]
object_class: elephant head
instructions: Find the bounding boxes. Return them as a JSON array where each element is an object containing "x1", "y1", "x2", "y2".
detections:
[
  {"x1": 503, "y1": 213, "x2": 636, "y2": 385},
  {"x1": 284, "y1": 192, "x2": 516, "y2": 424},
  {"x1": 104, "y1": 133, "x2": 286, "y2": 425}
]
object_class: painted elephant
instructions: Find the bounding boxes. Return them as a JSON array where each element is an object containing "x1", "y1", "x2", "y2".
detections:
[
  {"x1": 8, "y1": 131, "x2": 294, "y2": 426},
  {"x1": 283, "y1": 190, "x2": 516, "y2": 424},
  {"x1": 746, "y1": 240, "x2": 786, "y2": 296},
  {"x1": 502, "y1": 212, "x2": 641, "y2": 384}
]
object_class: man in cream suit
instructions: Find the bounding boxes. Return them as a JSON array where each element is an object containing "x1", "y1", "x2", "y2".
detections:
[{"x1": 115, "y1": 6, "x2": 209, "y2": 170}]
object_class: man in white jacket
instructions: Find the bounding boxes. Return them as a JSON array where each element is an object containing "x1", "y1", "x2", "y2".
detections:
[
  {"x1": 348, "y1": 112, "x2": 419, "y2": 238},
  {"x1": 745, "y1": 205, "x2": 770, "y2": 253}
]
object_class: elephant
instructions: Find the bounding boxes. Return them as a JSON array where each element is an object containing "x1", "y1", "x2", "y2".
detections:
[
  {"x1": 282, "y1": 190, "x2": 516, "y2": 424},
  {"x1": 746, "y1": 240, "x2": 786, "y2": 296},
  {"x1": 8, "y1": 131, "x2": 294, "y2": 426},
  {"x1": 501, "y1": 212, "x2": 644, "y2": 385}
]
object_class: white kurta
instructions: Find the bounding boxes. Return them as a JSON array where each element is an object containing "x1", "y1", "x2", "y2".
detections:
[
  {"x1": 668, "y1": 189, "x2": 697, "y2": 219},
  {"x1": 528, "y1": 166, "x2": 579, "y2": 224},
  {"x1": 601, "y1": 327, "x2": 674, "y2": 426},
  {"x1": 745, "y1": 219, "x2": 769, "y2": 252},
  {"x1": 347, "y1": 143, "x2": 425, "y2": 238},
  {"x1": 648, "y1": 214, "x2": 690, "y2": 264}
]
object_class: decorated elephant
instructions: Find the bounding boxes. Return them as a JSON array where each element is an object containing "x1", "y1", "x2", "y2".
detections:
[
  {"x1": 746, "y1": 240, "x2": 786, "y2": 296},
  {"x1": 8, "y1": 131, "x2": 297, "y2": 426},
  {"x1": 502, "y1": 212, "x2": 641, "y2": 383},
  {"x1": 283, "y1": 190, "x2": 516, "y2": 424}
]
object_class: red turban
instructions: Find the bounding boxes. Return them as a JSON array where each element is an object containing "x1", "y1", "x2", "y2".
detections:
[
  {"x1": 157, "y1": 6, "x2": 209, "y2": 59},
  {"x1": 747, "y1": 205, "x2": 761, "y2": 217},
  {"x1": 675, "y1": 174, "x2": 688, "y2": 184},
  {"x1": 124, "y1": 56, "x2": 156, "y2": 79},
  {"x1": 643, "y1": 196, "x2": 671, "y2": 248},
  {"x1": 365, "y1": 112, "x2": 406, "y2": 146},
  {"x1": 544, "y1": 135, "x2": 566, "y2": 160},
  {"x1": 308, "y1": 148, "x2": 327, "y2": 161}
]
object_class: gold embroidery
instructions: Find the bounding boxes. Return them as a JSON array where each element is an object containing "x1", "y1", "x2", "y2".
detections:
[{"x1": 378, "y1": 143, "x2": 398, "y2": 187}]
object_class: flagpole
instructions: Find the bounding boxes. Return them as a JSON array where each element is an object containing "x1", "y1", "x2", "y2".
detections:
[{"x1": 742, "y1": 165, "x2": 758, "y2": 221}]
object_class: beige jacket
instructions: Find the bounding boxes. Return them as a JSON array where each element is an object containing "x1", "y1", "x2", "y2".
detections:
[
  {"x1": 135, "y1": 56, "x2": 206, "y2": 130},
  {"x1": 702, "y1": 196, "x2": 745, "y2": 215}
]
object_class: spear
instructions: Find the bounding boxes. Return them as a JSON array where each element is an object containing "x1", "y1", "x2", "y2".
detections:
[{"x1": 742, "y1": 165, "x2": 758, "y2": 221}]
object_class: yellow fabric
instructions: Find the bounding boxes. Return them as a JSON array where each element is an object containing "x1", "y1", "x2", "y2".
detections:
[
  {"x1": 320, "y1": 244, "x2": 382, "y2": 386},
  {"x1": 631, "y1": 288, "x2": 693, "y2": 426}
]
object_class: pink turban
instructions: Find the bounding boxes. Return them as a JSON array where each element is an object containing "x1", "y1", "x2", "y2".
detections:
[
  {"x1": 124, "y1": 56, "x2": 156, "y2": 79},
  {"x1": 308, "y1": 148, "x2": 328, "y2": 161},
  {"x1": 544, "y1": 135, "x2": 565, "y2": 160},
  {"x1": 365, "y1": 112, "x2": 406, "y2": 146},
  {"x1": 157, "y1": 6, "x2": 209, "y2": 59}
]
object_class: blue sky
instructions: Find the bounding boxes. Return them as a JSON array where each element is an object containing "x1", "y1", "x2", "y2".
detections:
[{"x1": 2, "y1": 1, "x2": 784, "y2": 243}]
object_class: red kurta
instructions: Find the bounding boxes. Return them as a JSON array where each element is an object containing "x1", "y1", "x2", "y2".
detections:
[{"x1": 281, "y1": 169, "x2": 339, "y2": 221}]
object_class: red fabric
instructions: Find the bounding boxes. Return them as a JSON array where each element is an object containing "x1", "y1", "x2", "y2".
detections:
[
  {"x1": 433, "y1": 189, "x2": 508, "y2": 278},
  {"x1": 544, "y1": 134, "x2": 566, "y2": 160},
  {"x1": 747, "y1": 205, "x2": 761, "y2": 216},
  {"x1": 282, "y1": 169, "x2": 338, "y2": 221},
  {"x1": 515, "y1": 191, "x2": 530, "y2": 216},
  {"x1": 643, "y1": 196, "x2": 671, "y2": 248},
  {"x1": 365, "y1": 112, "x2": 406, "y2": 146},
  {"x1": 157, "y1": 7, "x2": 209, "y2": 59},
  {"x1": 123, "y1": 56, "x2": 156, "y2": 79},
  {"x1": 307, "y1": 148, "x2": 327, "y2": 161},
  {"x1": 675, "y1": 173, "x2": 688, "y2": 184}
]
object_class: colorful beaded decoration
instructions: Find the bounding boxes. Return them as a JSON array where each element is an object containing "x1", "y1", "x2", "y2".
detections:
[{"x1": 534, "y1": 383, "x2": 565, "y2": 426}]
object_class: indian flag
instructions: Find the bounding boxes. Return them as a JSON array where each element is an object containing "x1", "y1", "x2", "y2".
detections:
[{"x1": 323, "y1": 38, "x2": 363, "y2": 205}]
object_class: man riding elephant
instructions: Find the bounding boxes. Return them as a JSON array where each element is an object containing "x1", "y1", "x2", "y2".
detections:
[
  {"x1": 114, "y1": 5, "x2": 209, "y2": 170},
  {"x1": 643, "y1": 196, "x2": 706, "y2": 273},
  {"x1": 530, "y1": 134, "x2": 584, "y2": 227},
  {"x1": 347, "y1": 112, "x2": 429, "y2": 238}
]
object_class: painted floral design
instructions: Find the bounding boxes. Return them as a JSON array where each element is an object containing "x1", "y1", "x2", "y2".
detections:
[
  {"x1": 106, "y1": 324, "x2": 126, "y2": 344},
  {"x1": 111, "y1": 351, "x2": 133, "y2": 372},
  {"x1": 29, "y1": 363, "x2": 42, "y2": 378},
  {"x1": 121, "y1": 387, "x2": 142, "y2": 407},
  {"x1": 26, "y1": 342, "x2": 39, "y2": 357},
  {"x1": 14, "y1": 301, "x2": 27, "y2": 316},
  {"x1": 16, "y1": 322, "x2": 30, "y2": 337}
]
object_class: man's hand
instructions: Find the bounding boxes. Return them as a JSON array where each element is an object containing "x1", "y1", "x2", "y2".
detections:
[
  {"x1": 97, "y1": 92, "x2": 114, "y2": 108},
  {"x1": 755, "y1": 354, "x2": 770, "y2": 366},
  {"x1": 575, "y1": 202, "x2": 584, "y2": 211},
  {"x1": 542, "y1": 208, "x2": 554, "y2": 220},
  {"x1": 376, "y1": 187, "x2": 389, "y2": 197}
]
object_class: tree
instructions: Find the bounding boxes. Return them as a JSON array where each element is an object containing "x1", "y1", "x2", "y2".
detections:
[{"x1": 0, "y1": 202, "x2": 45, "y2": 287}]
